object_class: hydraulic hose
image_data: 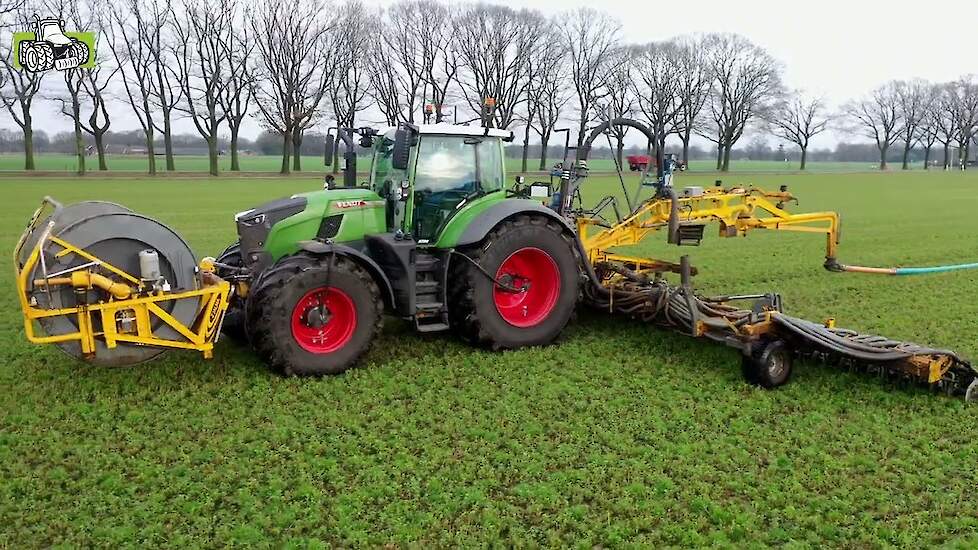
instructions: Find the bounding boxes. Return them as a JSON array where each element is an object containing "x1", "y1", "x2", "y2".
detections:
[{"x1": 836, "y1": 261, "x2": 978, "y2": 276}]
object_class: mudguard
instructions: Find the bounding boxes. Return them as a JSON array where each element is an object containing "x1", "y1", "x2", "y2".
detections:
[
  {"x1": 456, "y1": 199, "x2": 576, "y2": 247},
  {"x1": 296, "y1": 240, "x2": 396, "y2": 310}
]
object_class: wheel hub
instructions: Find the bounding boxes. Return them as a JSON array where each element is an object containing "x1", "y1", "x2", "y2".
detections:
[
  {"x1": 303, "y1": 304, "x2": 332, "y2": 328},
  {"x1": 493, "y1": 247, "x2": 560, "y2": 328},
  {"x1": 290, "y1": 287, "x2": 356, "y2": 354}
]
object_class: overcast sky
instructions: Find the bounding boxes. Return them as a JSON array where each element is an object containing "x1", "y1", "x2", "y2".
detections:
[{"x1": 12, "y1": 0, "x2": 977, "y2": 149}]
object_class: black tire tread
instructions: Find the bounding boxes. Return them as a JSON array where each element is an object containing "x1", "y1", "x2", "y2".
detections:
[
  {"x1": 249, "y1": 254, "x2": 383, "y2": 376},
  {"x1": 448, "y1": 214, "x2": 582, "y2": 349}
]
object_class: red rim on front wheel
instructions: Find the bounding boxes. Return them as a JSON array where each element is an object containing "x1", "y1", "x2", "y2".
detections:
[
  {"x1": 493, "y1": 247, "x2": 561, "y2": 328},
  {"x1": 290, "y1": 286, "x2": 357, "y2": 353}
]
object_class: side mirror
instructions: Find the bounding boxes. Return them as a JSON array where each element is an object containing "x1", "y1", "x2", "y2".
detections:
[
  {"x1": 323, "y1": 134, "x2": 335, "y2": 166},
  {"x1": 392, "y1": 127, "x2": 412, "y2": 171}
]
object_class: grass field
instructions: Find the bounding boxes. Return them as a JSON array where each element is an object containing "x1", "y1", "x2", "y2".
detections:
[
  {"x1": 1, "y1": 171, "x2": 978, "y2": 546},
  {"x1": 0, "y1": 153, "x2": 878, "y2": 174}
]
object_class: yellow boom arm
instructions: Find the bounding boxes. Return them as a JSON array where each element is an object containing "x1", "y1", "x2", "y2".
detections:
[{"x1": 576, "y1": 186, "x2": 840, "y2": 274}]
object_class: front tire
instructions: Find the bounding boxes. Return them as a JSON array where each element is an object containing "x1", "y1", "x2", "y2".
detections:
[
  {"x1": 449, "y1": 214, "x2": 581, "y2": 349},
  {"x1": 249, "y1": 255, "x2": 383, "y2": 375}
]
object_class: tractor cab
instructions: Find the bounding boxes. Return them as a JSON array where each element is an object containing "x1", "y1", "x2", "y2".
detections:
[
  {"x1": 370, "y1": 124, "x2": 511, "y2": 243},
  {"x1": 35, "y1": 19, "x2": 73, "y2": 46}
]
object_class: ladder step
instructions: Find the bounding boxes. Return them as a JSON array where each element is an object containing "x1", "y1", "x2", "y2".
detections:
[
  {"x1": 416, "y1": 300, "x2": 443, "y2": 311},
  {"x1": 416, "y1": 280, "x2": 439, "y2": 291},
  {"x1": 416, "y1": 322, "x2": 449, "y2": 333}
]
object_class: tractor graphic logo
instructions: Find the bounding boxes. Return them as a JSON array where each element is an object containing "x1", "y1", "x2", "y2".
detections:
[{"x1": 12, "y1": 16, "x2": 95, "y2": 72}]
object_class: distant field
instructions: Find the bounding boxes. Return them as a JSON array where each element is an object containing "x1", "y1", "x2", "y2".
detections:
[
  {"x1": 0, "y1": 153, "x2": 882, "y2": 174},
  {"x1": 2, "y1": 171, "x2": 977, "y2": 546}
]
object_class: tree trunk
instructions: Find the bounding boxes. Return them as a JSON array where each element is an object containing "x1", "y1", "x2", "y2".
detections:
[
  {"x1": 521, "y1": 124, "x2": 530, "y2": 173},
  {"x1": 654, "y1": 136, "x2": 666, "y2": 177},
  {"x1": 73, "y1": 119, "x2": 85, "y2": 176},
  {"x1": 722, "y1": 144, "x2": 732, "y2": 172},
  {"x1": 715, "y1": 144, "x2": 722, "y2": 171},
  {"x1": 681, "y1": 131, "x2": 691, "y2": 167},
  {"x1": 163, "y1": 113, "x2": 175, "y2": 171},
  {"x1": 901, "y1": 142, "x2": 911, "y2": 170},
  {"x1": 230, "y1": 125, "x2": 241, "y2": 171},
  {"x1": 207, "y1": 137, "x2": 218, "y2": 176},
  {"x1": 292, "y1": 132, "x2": 302, "y2": 172},
  {"x1": 576, "y1": 116, "x2": 587, "y2": 148},
  {"x1": 943, "y1": 144, "x2": 950, "y2": 170},
  {"x1": 963, "y1": 143, "x2": 970, "y2": 170},
  {"x1": 23, "y1": 124, "x2": 35, "y2": 171},
  {"x1": 332, "y1": 126, "x2": 340, "y2": 175},
  {"x1": 95, "y1": 133, "x2": 108, "y2": 170},
  {"x1": 800, "y1": 147, "x2": 808, "y2": 171},
  {"x1": 145, "y1": 128, "x2": 157, "y2": 175},
  {"x1": 613, "y1": 134, "x2": 623, "y2": 169},
  {"x1": 879, "y1": 145, "x2": 888, "y2": 170},
  {"x1": 538, "y1": 135, "x2": 549, "y2": 171},
  {"x1": 280, "y1": 130, "x2": 291, "y2": 175},
  {"x1": 923, "y1": 145, "x2": 931, "y2": 170}
]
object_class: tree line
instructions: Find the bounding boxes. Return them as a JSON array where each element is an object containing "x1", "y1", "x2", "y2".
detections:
[{"x1": 1, "y1": 0, "x2": 976, "y2": 175}]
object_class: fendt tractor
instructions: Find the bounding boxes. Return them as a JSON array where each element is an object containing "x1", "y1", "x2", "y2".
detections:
[{"x1": 14, "y1": 120, "x2": 978, "y2": 400}]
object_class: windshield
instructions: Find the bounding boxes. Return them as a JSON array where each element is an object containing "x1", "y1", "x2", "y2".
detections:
[
  {"x1": 413, "y1": 135, "x2": 504, "y2": 195},
  {"x1": 369, "y1": 137, "x2": 395, "y2": 194}
]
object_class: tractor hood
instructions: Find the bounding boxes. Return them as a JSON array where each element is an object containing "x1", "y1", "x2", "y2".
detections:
[{"x1": 235, "y1": 196, "x2": 308, "y2": 268}]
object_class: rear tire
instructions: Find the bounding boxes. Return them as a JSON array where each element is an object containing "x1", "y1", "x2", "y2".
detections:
[
  {"x1": 449, "y1": 214, "x2": 581, "y2": 350},
  {"x1": 249, "y1": 254, "x2": 383, "y2": 376},
  {"x1": 742, "y1": 339, "x2": 793, "y2": 388}
]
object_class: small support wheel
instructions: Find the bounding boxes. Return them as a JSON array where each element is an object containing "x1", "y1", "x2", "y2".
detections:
[{"x1": 742, "y1": 339, "x2": 793, "y2": 389}]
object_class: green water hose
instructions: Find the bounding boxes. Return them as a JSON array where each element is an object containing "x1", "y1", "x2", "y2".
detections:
[{"x1": 836, "y1": 261, "x2": 978, "y2": 276}]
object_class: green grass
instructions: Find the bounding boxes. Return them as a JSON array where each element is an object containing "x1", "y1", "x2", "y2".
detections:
[
  {"x1": 2, "y1": 171, "x2": 978, "y2": 546},
  {"x1": 0, "y1": 153, "x2": 877, "y2": 174}
]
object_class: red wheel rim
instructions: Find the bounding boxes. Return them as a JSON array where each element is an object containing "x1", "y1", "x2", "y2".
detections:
[
  {"x1": 493, "y1": 247, "x2": 561, "y2": 327},
  {"x1": 290, "y1": 286, "x2": 357, "y2": 353}
]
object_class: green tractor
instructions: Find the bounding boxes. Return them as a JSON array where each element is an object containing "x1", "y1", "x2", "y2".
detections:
[{"x1": 217, "y1": 124, "x2": 582, "y2": 375}]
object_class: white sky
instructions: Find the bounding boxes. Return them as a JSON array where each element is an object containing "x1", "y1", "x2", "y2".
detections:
[{"x1": 10, "y1": 0, "x2": 977, "y2": 149}]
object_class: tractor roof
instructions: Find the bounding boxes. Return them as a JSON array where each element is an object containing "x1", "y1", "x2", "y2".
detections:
[{"x1": 382, "y1": 124, "x2": 513, "y2": 140}]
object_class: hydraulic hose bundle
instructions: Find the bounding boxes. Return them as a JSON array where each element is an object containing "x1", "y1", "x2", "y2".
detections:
[{"x1": 583, "y1": 263, "x2": 978, "y2": 400}]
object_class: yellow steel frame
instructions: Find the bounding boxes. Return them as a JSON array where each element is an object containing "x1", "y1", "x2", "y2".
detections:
[
  {"x1": 577, "y1": 186, "x2": 840, "y2": 274},
  {"x1": 14, "y1": 201, "x2": 230, "y2": 361}
]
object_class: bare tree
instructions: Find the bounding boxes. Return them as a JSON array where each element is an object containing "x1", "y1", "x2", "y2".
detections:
[
  {"x1": 454, "y1": 5, "x2": 543, "y2": 129},
  {"x1": 948, "y1": 76, "x2": 978, "y2": 169},
  {"x1": 930, "y1": 83, "x2": 959, "y2": 170},
  {"x1": 700, "y1": 33, "x2": 783, "y2": 172},
  {"x1": 44, "y1": 0, "x2": 94, "y2": 175},
  {"x1": 602, "y1": 47, "x2": 636, "y2": 167},
  {"x1": 328, "y1": 0, "x2": 372, "y2": 172},
  {"x1": 108, "y1": 0, "x2": 170, "y2": 174},
  {"x1": 562, "y1": 8, "x2": 622, "y2": 147},
  {"x1": 0, "y1": 6, "x2": 44, "y2": 170},
  {"x1": 520, "y1": 25, "x2": 566, "y2": 172},
  {"x1": 531, "y1": 52, "x2": 570, "y2": 171},
  {"x1": 845, "y1": 82, "x2": 903, "y2": 170},
  {"x1": 171, "y1": 0, "x2": 234, "y2": 176},
  {"x1": 367, "y1": 1, "x2": 426, "y2": 124},
  {"x1": 250, "y1": 0, "x2": 337, "y2": 174},
  {"x1": 631, "y1": 40, "x2": 685, "y2": 174},
  {"x1": 672, "y1": 35, "x2": 712, "y2": 166},
  {"x1": 916, "y1": 85, "x2": 941, "y2": 170},
  {"x1": 218, "y1": 5, "x2": 255, "y2": 171},
  {"x1": 417, "y1": 1, "x2": 458, "y2": 123},
  {"x1": 895, "y1": 79, "x2": 929, "y2": 169},
  {"x1": 766, "y1": 91, "x2": 831, "y2": 170}
]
